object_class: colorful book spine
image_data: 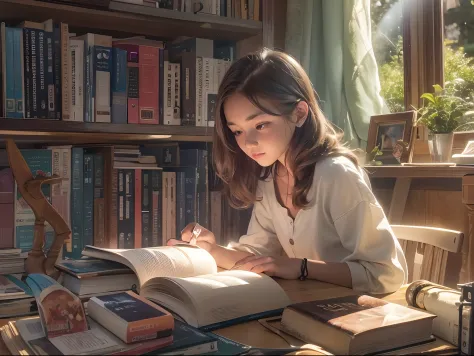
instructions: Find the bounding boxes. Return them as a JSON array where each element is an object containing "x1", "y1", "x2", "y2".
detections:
[
  {"x1": 65, "y1": 147, "x2": 83, "y2": 259},
  {"x1": 111, "y1": 47, "x2": 127, "y2": 124},
  {"x1": 112, "y1": 43, "x2": 139, "y2": 124},
  {"x1": 138, "y1": 45, "x2": 159, "y2": 124},
  {"x1": 1, "y1": 24, "x2": 15, "y2": 118},
  {"x1": 93, "y1": 45, "x2": 112, "y2": 122},
  {"x1": 70, "y1": 38, "x2": 84, "y2": 122},
  {"x1": 152, "y1": 170, "x2": 162, "y2": 246},
  {"x1": 93, "y1": 152, "x2": 105, "y2": 247},
  {"x1": 134, "y1": 169, "x2": 141, "y2": 248},
  {"x1": 13, "y1": 27, "x2": 24, "y2": 119},
  {"x1": 83, "y1": 152, "x2": 94, "y2": 249}
]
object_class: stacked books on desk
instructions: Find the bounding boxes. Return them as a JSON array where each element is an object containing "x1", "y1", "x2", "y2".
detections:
[
  {"x1": 0, "y1": 249, "x2": 37, "y2": 319},
  {"x1": 0, "y1": 244, "x2": 290, "y2": 355}
]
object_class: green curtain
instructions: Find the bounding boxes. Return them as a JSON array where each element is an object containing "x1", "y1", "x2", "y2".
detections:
[{"x1": 285, "y1": 0, "x2": 388, "y2": 149}]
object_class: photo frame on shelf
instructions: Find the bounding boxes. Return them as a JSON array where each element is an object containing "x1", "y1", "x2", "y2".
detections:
[{"x1": 366, "y1": 111, "x2": 416, "y2": 165}]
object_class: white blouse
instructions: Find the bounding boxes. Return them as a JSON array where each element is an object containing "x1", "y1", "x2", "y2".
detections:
[{"x1": 228, "y1": 156, "x2": 408, "y2": 294}]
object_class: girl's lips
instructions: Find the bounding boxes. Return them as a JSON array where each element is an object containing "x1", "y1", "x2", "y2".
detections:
[{"x1": 251, "y1": 153, "x2": 265, "y2": 159}]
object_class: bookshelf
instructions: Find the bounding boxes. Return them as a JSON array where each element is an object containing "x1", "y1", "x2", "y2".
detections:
[
  {"x1": 0, "y1": 0, "x2": 262, "y2": 41},
  {"x1": 0, "y1": 118, "x2": 214, "y2": 144},
  {"x1": 0, "y1": 0, "x2": 286, "y2": 251}
]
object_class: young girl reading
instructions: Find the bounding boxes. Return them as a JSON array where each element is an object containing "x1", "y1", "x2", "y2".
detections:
[{"x1": 168, "y1": 48, "x2": 407, "y2": 294}]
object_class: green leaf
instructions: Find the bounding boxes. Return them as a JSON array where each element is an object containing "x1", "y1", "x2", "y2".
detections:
[
  {"x1": 421, "y1": 93, "x2": 436, "y2": 104},
  {"x1": 433, "y1": 84, "x2": 443, "y2": 94}
]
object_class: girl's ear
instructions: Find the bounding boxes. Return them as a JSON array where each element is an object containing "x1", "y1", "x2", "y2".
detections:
[{"x1": 294, "y1": 101, "x2": 309, "y2": 127}]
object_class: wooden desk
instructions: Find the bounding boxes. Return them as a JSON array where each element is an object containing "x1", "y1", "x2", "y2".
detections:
[
  {"x1": 213, "y1": 279, "x2": 456, "y2": 354},
  {"x1": 0, "y1": 279, "x2": 457, "y2": 355},
  {"x1": 365, "y1": 165, "x2": 474, "y2": 286}
]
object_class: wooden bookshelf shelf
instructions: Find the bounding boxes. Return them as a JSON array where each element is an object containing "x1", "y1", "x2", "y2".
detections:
[
  {"x1": 0, "y1": 0, "x2": 262, "y2": 41},
  {"x1": 0, "y1": 118, "x2": 214, "y2": 143}
]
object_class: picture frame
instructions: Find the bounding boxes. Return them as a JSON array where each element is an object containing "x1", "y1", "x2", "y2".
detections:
[{"x1": 366, "y1": 111, "x2": 416, "y2": 164}]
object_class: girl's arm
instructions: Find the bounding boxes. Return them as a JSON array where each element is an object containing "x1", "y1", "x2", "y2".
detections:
[
  {"x1": 306, "y1": 260, "x2": 352, "y2": 288},
  {"x1": 209, "y1": 244, "x2": 254, "y2": 270}
]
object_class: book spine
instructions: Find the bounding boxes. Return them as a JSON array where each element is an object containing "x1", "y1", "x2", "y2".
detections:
[
  {"x1": 83, "y1": 153, "x2": 94, "y2": 249},
  {"x1": 163, "y1": 60, "x2": 172, "y2": 125},
  {"x1": 50, "y1": 147, "x2": 63, "y2": 226},
  {"x1": 180, "y1": 51, "x2": 195, "y2": 126},
  {"x1": 125, "y1": 169, "x2": 135, "y2": 249},
  {"x1": 158, "y1": 48, "x2": 164, "y2": 124},
  {"x1": 60, "y1": 23, "x2": 70, "y2": 121},
  {"x1": 172, "y1": 63, "x2": 181, "y2": 125},
  {"x1": 184, "y1": 167, "x2": 197, "y2": 225},
  {"x1": 176, "y1": 171, "x2": 186, "y2": 240},
  {"x1": 195, "y1": 56, "x2": 203, "y2": 126},
  {"x1": 117, "y1": 169, "x2": 125, "y2": 248},
  {"x1": 66, "y1": 147, "x2": 83, "y2": 259},
  {"x1": 13, "y1": 28, "x2": 24, "y2": 118},
  {"x1": 38, "y1": 29, "x2": 48, "y2": 118},
  {"x1": 110, "y1": 167, "x2": 118, "y2": 248},
  {"x1": 22, "y1": 28, "x2": 32, "y2": 118},
  {"x1": 70, "y1": 39, "x2": 84, "y2": 122},
  {"x1": 168, "y1": 172, "x2": 176, "y2": 244},
  {"x1": 60, "y1": 147, "x2": 71, "y2": 228},
  {"x1": 4, "y1": 26, "x2": 15, "y2": 118},
  {"x1": 30, "y1": 28, "x2": 39, "y2": 118},
  {"x1": 138, "y1": 45, "x2": 159, "y2": 125},
  {"x1": 127, "y1": 64, "x2": 139, "y2": 124},
  {"x1": 53, "y1": 26, "x2": 61, "y2": 119},
  {"x1": 152, "y1": 170, "x2": 162, "y2": 246},
  {"x1": 93, "y1": 45, "x2": 112, "y2": 123},
  {"x1": 141, "y1": 170, "x2": 151, "y2": 248},
  {"x1": 84, "y1": 43, "x2": 92, "y2": 122},
  {"x1": 111, "y1": 47, "x2": 127, "y2": 124},
  {"x1": 202, "y1": 57, "x2": 211, "y2": 127},
  {"x1": 93, "y1": 152, "x2": 105, "y2": 247},
  {"x1": 161, "y1": 172, "x2": 168, "y2": 246},
  {"x1": 45, "y1": 31, "x2": 55, "y2": 119},
  {"x1": 134, "y1": 169, "x2": 142, "y2": 249}
]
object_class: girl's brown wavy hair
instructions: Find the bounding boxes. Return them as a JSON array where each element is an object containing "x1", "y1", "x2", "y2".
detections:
[{"x1": 213, "y1": 48, "x2": 358, "y2": 209}]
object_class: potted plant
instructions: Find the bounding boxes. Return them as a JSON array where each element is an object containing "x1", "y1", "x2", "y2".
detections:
[{"x1": 416, "y1": 81, "x2": 474, "y2": 162}]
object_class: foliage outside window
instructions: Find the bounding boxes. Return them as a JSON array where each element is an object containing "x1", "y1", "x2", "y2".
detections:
[{"x1": 371, "y1": 0, "x2": 474, "y2": 124}]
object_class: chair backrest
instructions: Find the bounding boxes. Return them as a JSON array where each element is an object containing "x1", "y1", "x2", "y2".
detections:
[{"x1": 391, "y1": 225, "x2": 464, "y2": 286}]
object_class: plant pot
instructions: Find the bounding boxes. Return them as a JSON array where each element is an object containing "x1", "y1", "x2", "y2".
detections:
[{"x1": 428, "y1": 132, "x2": 454, "y2": 162}]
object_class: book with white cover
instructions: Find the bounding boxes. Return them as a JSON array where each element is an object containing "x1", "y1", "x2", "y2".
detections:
[{"x1": 82, "y1": 244, "x2": 291, "y2": 330}]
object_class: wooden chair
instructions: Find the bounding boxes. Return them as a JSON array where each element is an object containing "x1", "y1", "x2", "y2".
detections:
[{"x1": 391, "y1": 225, "x2": 464, "y2": 286}]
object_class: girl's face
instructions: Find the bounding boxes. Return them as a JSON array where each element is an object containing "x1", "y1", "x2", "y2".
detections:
[{"x1": 224, "y1": 93, "x2": 296, "y2": 167}]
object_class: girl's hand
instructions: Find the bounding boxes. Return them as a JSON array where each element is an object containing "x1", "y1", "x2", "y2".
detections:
[
  {"x1": 167, "y1": 222, "x2": 216, "y2": 253},
  {"x1": 231, "y1": 255, "x2": 302, "y2": 279}
]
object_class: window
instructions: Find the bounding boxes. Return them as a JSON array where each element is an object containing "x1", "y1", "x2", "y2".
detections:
[
  {"x1": 443, "y1": 0, "x2": 474, "y2": 131},
  {"x1": 371, "y1": 0, "x2": 405, "y2": 113}
]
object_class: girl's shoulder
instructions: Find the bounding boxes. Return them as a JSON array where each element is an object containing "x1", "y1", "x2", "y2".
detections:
[{"x1": 312, "y1": 155, "x2": 373, "y2": 199}]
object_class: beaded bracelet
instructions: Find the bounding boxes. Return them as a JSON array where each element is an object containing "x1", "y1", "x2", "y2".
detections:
[{"x1": 299, "y1": 258, "x2": 308, "y2": 281}]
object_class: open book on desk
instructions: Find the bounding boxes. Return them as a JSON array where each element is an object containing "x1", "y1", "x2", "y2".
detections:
[{"x1": 82, "y1": 245, "x2": 291, "y2": 331}]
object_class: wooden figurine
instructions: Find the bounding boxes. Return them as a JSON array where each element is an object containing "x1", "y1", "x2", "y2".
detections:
[{"x1": 6, "y1": 139, "x2": 71, "y2": 279}]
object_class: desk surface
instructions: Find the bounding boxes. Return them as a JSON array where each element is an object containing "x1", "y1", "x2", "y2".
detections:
[
  {"x1": 213, "y1": 279, "x2": 456, "y2": 354},
  {"x1": 0, "y1": 279, "x2": 457, "y2": 355}
]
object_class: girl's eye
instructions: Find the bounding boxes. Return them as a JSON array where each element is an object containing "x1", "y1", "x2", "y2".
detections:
[
  {"x1": 256, "y1": 123, "x2": 269, "y2": 130},
  {"x1": 233, "y1": 130, "x2": 242, "y2": 137}
]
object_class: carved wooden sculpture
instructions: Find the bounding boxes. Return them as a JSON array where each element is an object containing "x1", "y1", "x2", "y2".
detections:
[{"x1": 6, "y1": 139, "x2": 71, "y2": 279}]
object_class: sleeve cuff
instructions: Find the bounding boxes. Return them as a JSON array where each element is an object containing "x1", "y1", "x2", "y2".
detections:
[
  {"x1": 346, "y1": 261, "x2": 369, "y2": 292},
  {"x1": 226, "y1": 241, "x2": 262, "y2": 256}
]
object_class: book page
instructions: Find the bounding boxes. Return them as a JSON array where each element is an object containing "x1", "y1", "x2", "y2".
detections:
[
  {"x1": 82, "y1": 245, "x2": 217, "y2": 287},
  {"x1": 145, "y1": 270, "x2": 291, "y2": 328}
]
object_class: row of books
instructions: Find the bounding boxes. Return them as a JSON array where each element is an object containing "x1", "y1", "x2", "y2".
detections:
[
  {"x1": 116, "y1": 0, "x2": 261, "y2": 21},
  {"x1": 1, "y1": 19, "x2": 234, "y2": 127},
  {"x1": 0, "y1": 143, "x2": 215, "y2": 258}
]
